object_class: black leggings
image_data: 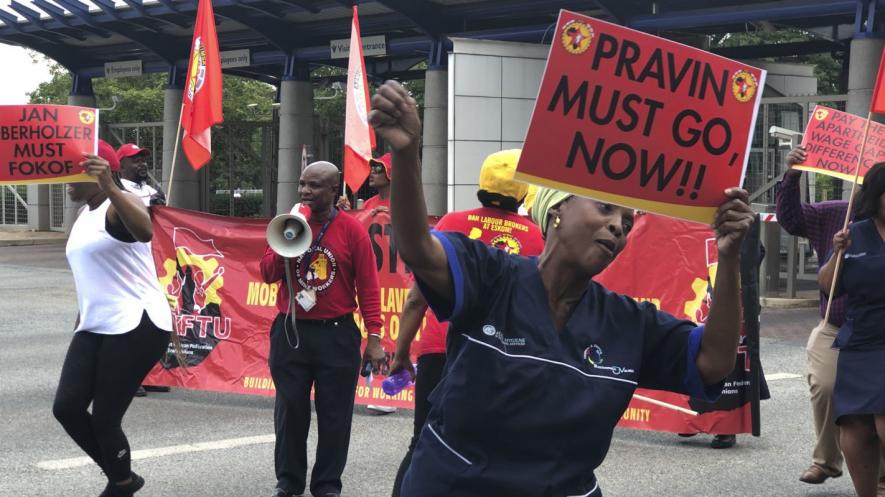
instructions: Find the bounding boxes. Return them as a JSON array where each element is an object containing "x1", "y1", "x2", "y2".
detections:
[
  {"x1": 392, "y1": 353, "x2": 447, "y2": 497},
  {"x1": 52, "y1": 312, "x2": 170, "y2": 481}
]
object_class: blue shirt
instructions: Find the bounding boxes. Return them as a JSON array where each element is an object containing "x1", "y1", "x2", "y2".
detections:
[
  {"x1": 401, "y1": 232, "x2": 722, "y2": 497},
  {"x1": 835, "y1": 218, "x2": 885, "y2": 350}
]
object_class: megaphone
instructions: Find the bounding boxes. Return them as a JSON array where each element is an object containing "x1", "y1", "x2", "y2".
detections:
[{"x1": 267, "y1": 203, "x2": 312, "y2": 258}]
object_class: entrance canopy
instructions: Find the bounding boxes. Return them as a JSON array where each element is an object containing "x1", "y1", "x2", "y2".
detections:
[{"x1": 0, "y1": 0, "x2": 868, "y2": 86}]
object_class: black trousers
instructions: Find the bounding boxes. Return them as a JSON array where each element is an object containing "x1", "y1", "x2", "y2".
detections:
[
  {"x1": 269, "y1": 313, "x2": 362, "y2": 496},
  {"x1": 52, "y1": 311, "x2": 170, "y2": 481},
  {"x1": 391, "y1": 353, "x2": 447, "y2": 497}
]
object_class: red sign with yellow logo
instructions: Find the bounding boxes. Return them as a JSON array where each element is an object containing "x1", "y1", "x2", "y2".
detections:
[
  {"x1": 796, "y1": 105, "x2": 885, "y2": 183},
  {"x1": 0, "y1": 104, "x2": 98, "y2": 184},
  {"x1": 144, "y1": 207, "x2": 437, "y2": 408},
  {"x1": 515, "y1": 10, "x2": 765, "y2": 224}
]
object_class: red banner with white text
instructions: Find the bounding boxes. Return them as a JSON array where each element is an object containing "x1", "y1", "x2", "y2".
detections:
[{"x1": 144, "y1": 207, "x2": 435, "y2": 408}]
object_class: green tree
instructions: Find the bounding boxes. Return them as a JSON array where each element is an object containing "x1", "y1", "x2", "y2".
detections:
[
  {"x1": 711, "y1": 29, "x2": 843, "y2": 95},
  {"x1": 28, "y1": 55, "x2": 275, "y2": 122}
]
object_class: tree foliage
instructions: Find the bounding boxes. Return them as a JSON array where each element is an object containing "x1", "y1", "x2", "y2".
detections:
[
  {"x1": 27, "y1": 56, "x2": 275, "y2": 122},
  {"x1": 711, "y1": 28, "x2": 843, "y2": 95},
  {"x1": 26, "y1": 55, "x2": 428, "y2": 216}
]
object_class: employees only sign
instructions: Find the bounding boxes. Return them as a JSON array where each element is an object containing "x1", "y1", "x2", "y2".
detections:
[{"x1": 515, "y1": 11, "x2": 766, "y2": 224}]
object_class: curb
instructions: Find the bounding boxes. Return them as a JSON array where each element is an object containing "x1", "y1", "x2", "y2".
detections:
[
  {"x1": 761, "y1": 297, "x2": 819, "y2": 309},
  {"x1": 0, "y1": 238, "x2": 66, "y2": 247}
]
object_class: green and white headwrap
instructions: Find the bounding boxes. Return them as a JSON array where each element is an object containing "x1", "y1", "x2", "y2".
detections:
[{"x1": 530, "y1": 187, "x2": 573, "y2": 235}]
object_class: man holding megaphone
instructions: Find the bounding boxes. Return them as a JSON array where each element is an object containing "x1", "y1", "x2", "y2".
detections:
[{"x1": 261, "y1": 161, "x2": 386, "y2": 497}]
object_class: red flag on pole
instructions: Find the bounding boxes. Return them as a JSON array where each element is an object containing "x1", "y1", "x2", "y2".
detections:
[
  {"x1": 181, "y1": 0, "x2": 223, "y2": 170},
  {"x1": 342, "y1": 5, "x2": 376, "y2": 193},
  {"x1": 871, "y1": 47, "x2": 885, "y2": 114}
]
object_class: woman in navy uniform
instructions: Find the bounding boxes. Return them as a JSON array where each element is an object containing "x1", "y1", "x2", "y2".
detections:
[
  {"x1": 369, "y1": 81, "x2": 754, "y2": 496},
  {"x1": 819, "y1": 162, "x2": 885, "y2": 497}
]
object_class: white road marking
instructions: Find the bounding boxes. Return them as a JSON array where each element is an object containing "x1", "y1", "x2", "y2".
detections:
[
  {"x1": 36, "y1": 434, "x2": 275, "y2": 470},
  {"x1": 765, "y1": 372, "x2": 802, "y2": 381},
  {"x1": 36, "y1": 372, "x2": 805, "y2": 471}
]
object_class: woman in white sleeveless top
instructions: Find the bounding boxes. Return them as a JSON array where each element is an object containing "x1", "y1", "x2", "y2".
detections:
[{"x1": 52, "y1": 140, "x2": 172, "y2": 497}]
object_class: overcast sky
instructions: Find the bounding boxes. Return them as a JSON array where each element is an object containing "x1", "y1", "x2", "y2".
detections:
[
  {"x1": 0, "y1": 44, "x2": 53, "y2": 104},
  {"x1": 0, "y1": 0, "x2": 55, "y2": 105}
]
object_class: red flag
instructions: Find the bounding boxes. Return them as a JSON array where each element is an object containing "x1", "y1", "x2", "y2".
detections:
[
  {"x1": 342, "y1": 5, "x2": 376, "y2": 193},
  {"x1": 871, "y1": 47, "x2": 885, "y2": 114},
  {"x1": 181, "y1": 0, "x2": 223, "y2": 170}
]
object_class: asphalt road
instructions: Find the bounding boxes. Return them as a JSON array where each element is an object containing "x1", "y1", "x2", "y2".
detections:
[{"x1": 0, "y1": 244, "x2": 857, "y2": 497}]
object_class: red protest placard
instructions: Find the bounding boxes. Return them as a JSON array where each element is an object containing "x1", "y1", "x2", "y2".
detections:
[
  {"x1": 0, "y1": 104, "x2": 98, "y2": 185},
  {"x1": 515, "y1": 11, "x2": 765, "y2": 224},
  {"x1": 796, "y1": 105, "x2": 885, "y2": 183}
]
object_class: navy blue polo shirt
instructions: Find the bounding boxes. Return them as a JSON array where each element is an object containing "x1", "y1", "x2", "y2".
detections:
[
  {"x1": 834, "y1": 218, "x2": 885, "y2": 350},
  {"x1": 401, "y1": 232, "x2": 723, "y2": 497}
]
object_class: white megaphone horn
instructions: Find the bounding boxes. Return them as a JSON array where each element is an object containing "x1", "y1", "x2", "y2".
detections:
[{"x1": 266, "y1": 203, "x2": 312, "y2": 258}]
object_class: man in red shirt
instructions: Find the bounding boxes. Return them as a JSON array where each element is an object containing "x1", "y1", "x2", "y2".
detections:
[
  {"x1": 362, "y1": 153, "x2": 391, "y2": 214},
  {"x1": 387, "y1": 149, "x2": 544, "y2": 497},
  {"x1": 261, "y1": 161, "x2": 386, "y2": 497}
]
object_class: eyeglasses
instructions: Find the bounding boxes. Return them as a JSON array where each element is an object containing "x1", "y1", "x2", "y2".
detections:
[{"x1": 371, "y1": 164, "x2": 386, "y2": 174}]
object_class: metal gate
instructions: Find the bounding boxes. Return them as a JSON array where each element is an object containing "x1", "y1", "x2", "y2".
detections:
[
  {"x1": 746, "y1": 94, "x2": 849, "y2": 298},
  {"x1": 49, "y1": 184, "x2": 65, "y2": 231},
  {"x1": 105, "y1": 121, "x2": 278, "y2": 218},
  {"x1": 746, "y1": 94, "x2": 848, "y2": 204},
  {"x1": 1, "y1": 185, "x2": 28, "y2": 227}
]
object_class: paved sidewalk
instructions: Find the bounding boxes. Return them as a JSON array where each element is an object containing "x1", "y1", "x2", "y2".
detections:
[{"x1": 0, "y1": 229, "x2": 66, "y2": 247}]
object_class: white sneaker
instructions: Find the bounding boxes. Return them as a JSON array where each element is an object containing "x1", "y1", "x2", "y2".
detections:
[{"x1": 367, "y1": 404, "x2": 397, "y2": 414}]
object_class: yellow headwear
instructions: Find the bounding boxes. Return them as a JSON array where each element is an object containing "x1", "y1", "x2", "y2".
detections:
[{"x1": 478, "y1": 149, "x2": 528, "y2": 201}]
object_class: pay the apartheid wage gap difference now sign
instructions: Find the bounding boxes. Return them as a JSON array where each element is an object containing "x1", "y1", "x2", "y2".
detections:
[
  {"x1": 0, "y1": 105, "x2": 99, "y2": 185},
  {"x1": 516, "y1": 11, "x2": 765, "y2": 224},
  {"x1": 795, "y1": 105, "x2": 885, "y2": 183}
]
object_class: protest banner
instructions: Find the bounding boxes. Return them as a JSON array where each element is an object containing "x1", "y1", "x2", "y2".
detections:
[
  {"x1": 796, "y1": 105, "x2": 885, "y2": 183},
  {"x1": 145, "y1": 208, "x2": 760, "y2": 430},
  {"x1": 596, "y1": 212, "x2": 765, "y2": 434},
  {"x1": 144, "y1": 207, "x2": 437, "y2": 409},
  {"x1": 515, "y1": 11, "x2": 765, "y2": 224},
  {"x1": 0, "y1": 104, "x2": 98, "y2": 184}
]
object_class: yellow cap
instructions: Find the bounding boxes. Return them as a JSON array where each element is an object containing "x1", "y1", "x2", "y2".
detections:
[
  {"x1": 524, "y1": 185, "x2": 538, "y2": 214},
  {"x1": 478, "y1": 149, "x2": 528, "y2": 201}
]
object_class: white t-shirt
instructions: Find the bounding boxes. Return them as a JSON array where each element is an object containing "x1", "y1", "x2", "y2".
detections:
[
  {"x1": 121, "y1": 178, "x2": 158, "y2": 206},
  {"x1": 66, "y1": 199, "x2": 172, "y2": 334}
]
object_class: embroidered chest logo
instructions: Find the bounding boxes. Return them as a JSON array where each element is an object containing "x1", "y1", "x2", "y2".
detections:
[
  {"x1": 583, "y1": 344, "x2": 634, "y2": 376},
  {"x1": 296, "y1": 247, "x2": 338, "y2": 292},
  {"x1": 483, "y1": 324, "x2": 526, "y2": 347}
]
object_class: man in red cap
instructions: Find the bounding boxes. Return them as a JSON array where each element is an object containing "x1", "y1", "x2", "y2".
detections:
[
  {"x1": 361, "y1": 153, "x2": 391, "y2": 215},
  {"x1": 117, "y1": 143, "x2": 169, "y2": 398},
  {"x1": 335, "y1": 153, "x2": 392, "y2": 217},
  {"x1": 116, "y1": 143, "x2": 162, "y2": 206}
]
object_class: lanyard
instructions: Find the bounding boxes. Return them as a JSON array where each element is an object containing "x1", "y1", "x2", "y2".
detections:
[{"x1": 298, "y1": 207, "x2": 337, "y2": 280}]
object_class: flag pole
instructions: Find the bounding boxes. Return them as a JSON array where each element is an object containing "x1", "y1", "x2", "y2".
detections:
[
  {"x1": 165, "y1": 103, "x2": 185, "y2": 205},
  {"x1": 822, "y1": 111, "x2": 872, "y2": 324}
]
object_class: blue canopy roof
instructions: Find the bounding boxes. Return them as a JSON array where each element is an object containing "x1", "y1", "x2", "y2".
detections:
[{"x1": 0, "y1": 0, "x2": 870, "y2": 85}]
